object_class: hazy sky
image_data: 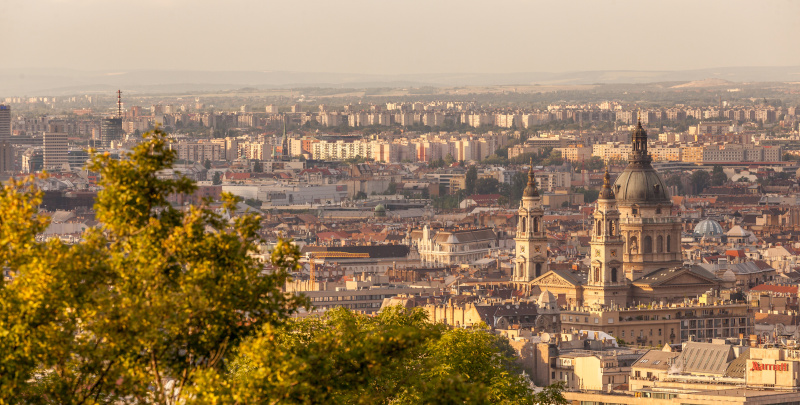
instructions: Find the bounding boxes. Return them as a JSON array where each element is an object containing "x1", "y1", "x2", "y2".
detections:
[{"x1": 3, "y1": 0, "x2": 799, "y2": 74}]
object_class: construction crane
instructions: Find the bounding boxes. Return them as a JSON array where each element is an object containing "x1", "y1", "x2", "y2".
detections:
[{"x1": 305, "y1": 251, "x2": 370, "y2": 286}]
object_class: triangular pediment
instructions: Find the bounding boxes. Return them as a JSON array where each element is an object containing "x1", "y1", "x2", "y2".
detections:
[
  {"x1": 634, "y1": 267, "x2": 716, "y2": 287},
  {"x1": 531, "y1": 270, "x2": 581, "y2": 287}
]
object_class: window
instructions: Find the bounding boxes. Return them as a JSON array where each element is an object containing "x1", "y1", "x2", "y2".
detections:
[
  {"x1": 657, "y1": 235, "x2": 663, "y2": 253},
  {"x1": 666, "y1": 235, "x2": 671, "y2": 253},
  {"x1": 521, "y1": 217, "x2": 526, "y2": 233},
  {"x1": 595, "y1": 318, "x2": 599, "y2": 324},
  {"x1": 611, "y1": 267, "x2": 618, "y2": 282},
  {"x1": 643, "y1": 235, "x2": 652, "y2": 254},
  {"x1": 658, "y1": 329, "x2": 662, "y2": 336},
  {"x1": 622, "y1": 331, "x2": 625, "y2": 337},
  {"x1": 653, "y1": 360, "x2": 661, "y2": 365}
]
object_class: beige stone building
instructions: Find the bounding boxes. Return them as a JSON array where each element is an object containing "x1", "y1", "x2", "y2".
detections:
[{"x1": 523, "y1": 122, "x2": 723, "y2": 308}]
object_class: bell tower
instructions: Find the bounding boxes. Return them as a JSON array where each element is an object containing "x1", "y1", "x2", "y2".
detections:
[
  {"x1": 584, "y1": 169, "x2": 628, "y2": 308},
  {"x1": 514, "y1": 161, "x2": 548, "y2": 286}
]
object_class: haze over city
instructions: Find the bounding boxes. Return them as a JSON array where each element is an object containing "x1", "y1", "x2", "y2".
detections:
[{"x1": 4, "y1": 0, "x2": 800, "y2": 74}]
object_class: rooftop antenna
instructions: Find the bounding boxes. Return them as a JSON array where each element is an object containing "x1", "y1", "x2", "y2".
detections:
[{"x1": 117, "y1": 89, "x2": 123, "y2": 118}]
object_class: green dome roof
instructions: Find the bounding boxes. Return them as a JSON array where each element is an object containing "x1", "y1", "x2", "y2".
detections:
[{"x1": 374, "y1": 204, "x2": 386, "y2": 212}]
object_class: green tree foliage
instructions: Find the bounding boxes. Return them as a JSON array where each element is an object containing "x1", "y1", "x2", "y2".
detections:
[
  {"x1": 244, "y1": 198, "x2": 262, "y2": 208},
  {"x1": 475, "y1": 177, "x2": 501, "y2": 195},
  {"x1": 541, "y1": 150, "x2": 564, "y2": 167},
  {"x1": 711, "y1": 165, "x2": 727, "y2": 186},
  {"x1": 501, "y1": 171, "x2": 528, "y2": 207},
  {"x1": 573, "y1": 187, "x2": 600, "y2": 204},
  {"x1": 354, "y1": 191, "x2": 368, "y2": 200},
  {"x1": 212, "y1": 171, "x2": 223, "y2": 185},
  {"x1": 584, "y1": 156, "x2": 605, "y2": 171},
  {"x1": 428, "y1": 157, "x2": 446, "y2": 169},
  {"x1": 252, "y1": 159, "x2": 263, "y2": 173},
  {"x1": 665, "y1": 173, "x2": 684, "y2": 195},
  {"x1": 691, "y1": 170, "x2": 711, "y2": 194},
  {"x1": 0, "y1": 129, "x2": 307, "y2": 404},
  {"x1": 385, "y1": 180, "x2": 398, "y2": 195},
  {"x1": 204, "y1": 159, "x2": 212, "y2": 170},
  {"x1": 482, "y1": 154, "x2": 509, "y2": 165},
  {"x1": 783, "y1": 153, "x2": 800, "y2": 162},
  {"x1": 190, "y1": 307, "x2": 559, "y2": 405},
  {"x1": 443, "y1": 153, "x2": 455, "y2": 165},
  {"x1": 465, "y1": 166, "x2": 478, "y2": 196}
]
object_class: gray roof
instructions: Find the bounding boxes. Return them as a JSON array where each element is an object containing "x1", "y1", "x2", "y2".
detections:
[
  {"x1": 613, "y1": 165, "x2": 671, "y2": 205},
  {"x1": 725, "y1": 348, "x2": 750, "y2": 378},
  {"x1": 433, "y1": 228, "x2": 496, "y2": 244},
  {"x1": 675, "y1": 342, "x2": 735, "y2": 376},
  {"x1": 632, "y1": 350, "x2": 679, "y2": 371},
  {"x1": 697, "y1": 262, "x2": 773, "y2": 276}
]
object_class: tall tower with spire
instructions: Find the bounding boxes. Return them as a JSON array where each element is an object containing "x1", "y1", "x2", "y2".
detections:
[
  {"x1": 613, "y1": 119, "x2": 683, "y2": 280},
  {"x1": 584, "y1": 169, "x2": 628, "y2": 307},
  {"x1": 514, "y1": 161, "x2": 548, "y2": 285}
]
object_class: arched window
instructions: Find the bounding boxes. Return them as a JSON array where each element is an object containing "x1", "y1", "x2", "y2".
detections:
[
  {"x1": 597, "y1": 220, "x2": 602, "y2": 236},
  {"x1": 533, "y1": 218, "x2": 540, "y2": 233},
  {"x1": 535, "y1": 263, "x2": 542, "y2": 278},
  {"x1": 521, "y1": 217, "x2": 526, "y2": 233},
  {"x1": 611, "y1": 267, "x2": 618, "y2": 283},
  {"x1": 666, "y1": 235, "x2": 671, "y2": 253},
  {"x1": 643, "y1": 236, "x2": 653, "y2": 254},
  {"x1": 610, "y1": 221, "x2": 616, "y2": 237},
  {"x1": 657, "y1": 235, "x2": 664, "y2": 253},
  {"x1": 594, "y1": 267, "x2": 600, "y2": 283}
]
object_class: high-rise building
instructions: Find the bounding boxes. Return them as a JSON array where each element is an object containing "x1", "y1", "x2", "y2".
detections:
[
  {"x1": 0, "y1": 104, "x2": 11, "y2": 141},
  {"x1": 0, "y1": 141, "x2": 14, "y2": 173},
  {"x1": 100, "y1": 118, "x2": 123, "y2": 148},
  {"x1": 43, "y1": 132, "x2": 68, "y2": 171}
]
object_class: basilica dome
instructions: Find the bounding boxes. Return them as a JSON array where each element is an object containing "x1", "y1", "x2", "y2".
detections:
[
  {"x1": 613, "y1": 121, "x2": 671, "y2": 205},
  {"x1": 614, "y1": 167, "x2": 671, "y2": 204}
]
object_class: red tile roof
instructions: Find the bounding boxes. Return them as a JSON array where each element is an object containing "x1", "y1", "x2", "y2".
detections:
[{"x1": 751, "y1": 285, "x2": 798, "y2": 294}]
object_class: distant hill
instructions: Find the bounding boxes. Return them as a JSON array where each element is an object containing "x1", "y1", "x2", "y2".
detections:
[
  {"x1": 670, "y1": 78, "x2": 737, "y2": 88},
  {"x1": 1, "y1": 66, "x2": 798, "y2": 96}
]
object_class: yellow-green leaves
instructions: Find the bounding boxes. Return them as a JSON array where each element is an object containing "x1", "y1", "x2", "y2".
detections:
[{"x1": 0, "y1": 130, "x2": 307, "y2": 405}]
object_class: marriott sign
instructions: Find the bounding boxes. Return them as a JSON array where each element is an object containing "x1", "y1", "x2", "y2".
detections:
[{"x1": 751, "y1": 362, "x2": 789, "y2": 372}]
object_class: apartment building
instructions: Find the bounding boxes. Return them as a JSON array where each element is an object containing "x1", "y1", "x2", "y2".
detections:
[
  {"x1": 560, "y1": 301, "x2": 752, "y2": 348},
  {"x1": 175, "y1": 141, "x2": 223, "y2": 163},
  {"x1": 43, "y1": 132, "x2": 68, "y2": 171},
  {"x1": 556, "y1": 145, "x2": 593, "y2": 162}
]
